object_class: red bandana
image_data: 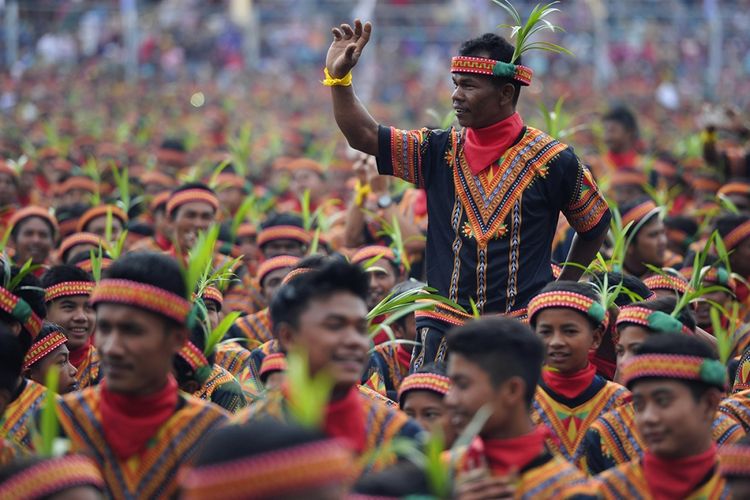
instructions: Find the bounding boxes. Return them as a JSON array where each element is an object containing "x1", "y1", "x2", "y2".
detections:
[
  {"x1": 397, "y1": 344, "x2": 412, "y2": 371},
  {"x1": 68, "y1": 342, "x2": 90, "y2": 369},
  {"x1": 589, "y1": 351, "x2": 617, "y2": 381},
  {"x1": 542, "y1": 363, "x2": 597, "y2": 400},
  {"x1": 643, "y1": 445, "x2": 717, "y2": 500},
  {"x1": 99, "y1": 375, "x2": 179, "y2": 459},
  {"x1": 324, "y1": 387, "x2": 366, "y2": 454},
  {"x1": 606, "y1": 150, "x2": 640, "y2": 170},
  {"x1": 483, "y1": 426, "x2": 549, "y2": 476},
  {"x1": 463, "y1": 112, "x2": 524, "y2": 175}
]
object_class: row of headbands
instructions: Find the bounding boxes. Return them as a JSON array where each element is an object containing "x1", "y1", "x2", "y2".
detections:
[
  {"x1": 7, "y1": 206, "x2": 59, "y2": 235},
  {"x1": 166, "y1": 189, "x2": 220, "y2": 217},
  {"x1": 397, "y1": 373, "x2": 451, "y2": 404},
  {"x1": 723, "y1": 219, "x2": 750, "y2": 250},
  {"x1": 621, "y1": 199, "x2": 659, "y2": 228},
  {"x1": 642, "y1": 274, "x2": 692, "y2": 296},
  {"x1": 89, "y1": 279, "x2": 191, "y2": 325},
  {"x1": 178, "y1": 340, "x2": 212, "y2": 384},
  {"x1": 76, "y1": 205, "x2": 129, "y2": 233},
  {"x1": 0, "y1": 287, "x2": 44, "y2": 340},
  {"x1": 620, "y1": 353, "x2": 727, "y2": 390},
  {"x1": 257, "y1": 226, "x2": 311, "y2": 247},
  {"x1": 45, "y1": 281, "x2": 95, "y2": 303},
  {"x1": 450, "y1": 56, "x2": 533, "y2": 86},
  {"x1": 200, "y1": 286, "x2": 224, "y2": 309},
  {"x1": 0, "y1": 455, "x2": 104, "y2": 499},
  {"x1": 527, "y1": 291, "x2": 609, "y2": 330},
  {"x1": 179, "y1": 439, "x2": 354, "y2": 500},
  {"x1": 24, "y1": 330, "x2": 68, "y2": 370},
  {"x1": 259, "y1": 353, "x2": 287, "y2": 380},
  {"x1": 616, "y1": 306, "x2": 692, "y2": 336},
  {"x1": 257, "y1": 256, "x2": 301, "y2": 285},
  {"x1": 351, "y1": 245, "x2": 398, "y2": 267}
]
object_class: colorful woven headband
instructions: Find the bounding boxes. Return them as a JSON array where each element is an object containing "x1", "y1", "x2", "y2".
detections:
[
  {"x1": 621, "y1": 200, "x2": 659, "y2": 228},
  {"x1": 621, "y1": 353, "x2": 727, "y2": 390},
  {"x1": 45, "y1": 281, "x2": 95, "y2": 303},
  {"x1": 257, "y1": 226, "x2": 311, "y2": 247},
  {"x1": 665, "y1": 228, "x2": 690, "y2": 244},
  {"x1": 215, "y1": 174, "x2": 249, "y2": 191},
  {"x1": 528, "y1": 291, "x2": 608, "y2": 329},
  {"x1": 718, "y1": 182, "x2": 750, "y2": 197},
  {"x1": 286, "y1": 158, "x2": 326, "y2": 175},
  {"x1": 701, "y1": 267, "x2": 736, "y2": 293},
  {"x1": 166, "y1": 189, "x2": 219, "y2": 216},
  {"x1": 281, "y1": 267, "x2": 314, "y2": 285},
  {"x1": 141, "y1": 171, "x2": 175, "y2": 187},
  {"x1": 178, "y1": 340, "x2": 210, "y2": 371},
  {"x1": 8, "y1": 206, "x2": 59, "y2": 235},
  {"x1": 90, "y1": 279, "x2": 191, "y2": 325},
  {"x1": 24, "y1": 330, "x2": 68, "y2": 370},
  {"x1": 351, "y1": 245, "x2": 398, "y2": 266},
  {"x1": 0, "y1": 454, "x2": 104, "y2": 499},
  {"x1": 450, "y1": 56, "x2": 533, "y2": 86},
  {"x1": 260, "y1": 353, "x2": 287, "y2": 379},
  {"x1": 398, "y1": 373, "x2": 451, "y2": 404},
  {"x1": 200, "y1": 286, "x2": 224, "y2": 308},
  {"x1": 257, "y1": 256, "x2": 301, "y2": 284},
  {"x1": 76, "y1": 205, "x2": 128, "y2": 233},
  {"x1": 59, "y1": 232, "x2": 107, "y2": 260},
  {"x1": 616, "y1": 306, "x2": 692, "y2": 335},
  {"x1": 236, "y1": 223, "x2": 257, "y2": 239},
  {"x1": 180, "y1": 439, "x2": 354, "y2": 500},
  {"x1": 76, "y1": 258, "x2": 113, "y2": 273},
  {"x1": 642, "y1": 274, "x2": 692, "y2": 295},
  {"x1": 723, "y1": 220, "x2": 750, "y2": 250},
  {"x1": 149, "y1": 191, "x2": 171, "y2": 211},
  {"x1": 59, "y1": 176, "x2": 97, "y2": 194},
  {"x1": 718, "y1": 445, "x2": 750, "y2": 478},
  {"x1": 693, "y1": 177, "x2": 721, "y2": 191},
  {"x1": 0, "y1": 286, "x2": 43, "y2": 340}
]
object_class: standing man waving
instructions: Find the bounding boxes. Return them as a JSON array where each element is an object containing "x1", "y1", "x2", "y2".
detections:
[{"x1": 325, "y1": 20, "x2": 610, "y2": 369}]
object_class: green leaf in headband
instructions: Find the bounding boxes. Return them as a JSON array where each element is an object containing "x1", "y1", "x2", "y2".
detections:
[
  {"x1": 11, "y1": 298, "x2": 32, "y2": 324},
  {"x1": 587, "y1": 302, "x2": 606, "y2": 324},
  {"x1": 699, "y1": 359, "x2": 727, "y2": 388},
  {"x1": 195, "y1": 365, "x2": 213, "y2": 385},
  {"x1": 716, "y1": 267, "x2": 729, "y2": 286},
  {"x1": 647, "y1": 311, "x2": 684, "y2": 334}
]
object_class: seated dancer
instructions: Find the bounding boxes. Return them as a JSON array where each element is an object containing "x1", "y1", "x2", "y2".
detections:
[
  {"x1": 719, "y1": 436, "x2": 750, "y2": 499},
  {"x1": 232, "y1": 258, "x2": 421, "y2": 473},
  {"x1": 174, "y1": 319, "x2": 248, "y2": 414},
  {"x1": 24, "y1": 322, "x2": 78, "y2": 394},
  {"x1": 528, "y1": 281, "x2": 629, "y2": 470},
  {"x1": 445, "y1": 317, "x2": 589, "y2": 498},
  {"x1": 589, "y1": 335, "x2": 730, "y2": 498},
  {"x1": 180, "y1": 419, "x2": 356, "y2": 500},
  {"x1": 585, "y1": 297, "x2": 745, "y2": 475},
  {"x1": 0, "y1": 265, "x2": 49, "y2": 453},
  {"x1": 398, "y1": 363, "x2": 452, "y2": 445},
  {"x1": 0, "y1": 455, "x2": 105, "y2": 499},
  {"x1": 234, "y1": 255, "x2": 299, "y2": 349},
  {"x1": 7, "y1": 207, "x2": 58, "y2": 271},
  {"x1": 620, "y1": 197, "x2": 669, "y2": 280},
  {"x1": 55, "y1": 252, "x2": 229, "y2": 499},
  {"x1": 41, "y1": 265, "x2": 100, "y2": 389}
]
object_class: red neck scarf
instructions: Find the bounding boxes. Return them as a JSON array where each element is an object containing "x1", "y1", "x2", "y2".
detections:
[
  {"x1": 397, "y1": 344, "x2": 412, "y2": 371},
  {"x1": 589, "y1": 351, "x2": 617, "y2": 381},
  {"x1": 99, "y1": 375, "x2": 179, "y2": 459},
  {"x1": 542, "y1": 363, "x2": 597, "y2": 400},
  {"x1": 155, "y1": 232, "x2": 172, "y2": 252},
  {"x1": 606, "y1": 150, "x2": 640, "y2": 170},
  {"x1": 643, "y1": 445, "x2": 717, "y2": 500},
  {"x1": 483, "y1": 426, "x2": 549, "y2": 476},
  {"x1": 324, "y1": 386, "x2": 366, "y2": 454},
  {"x1": 68, "y1": 340, "x2": 92, "y2": 369},
  {"x1": 463, "y1": 113, "x2": 524, "y2": 175}
]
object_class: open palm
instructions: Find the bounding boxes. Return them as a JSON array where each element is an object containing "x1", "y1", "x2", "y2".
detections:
[{"x1": 325, "y1": 19, "x2": 372, "y2": 78}]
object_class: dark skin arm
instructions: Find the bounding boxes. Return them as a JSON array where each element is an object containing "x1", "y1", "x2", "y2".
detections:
[
  {"x1": 558, "y1": 231, "x2": 607, "y2": 282},
  {"x1": 326, "y1": 19, "x2": 379, "y2": 155}
]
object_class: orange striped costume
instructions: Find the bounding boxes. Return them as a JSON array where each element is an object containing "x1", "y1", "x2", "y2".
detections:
[
  {"x1": 214, "y1": 342, "x2": 252, "y2": 378},
  {"x1": 0, "y1": 379, "x2": 51, "y2": 452},
  {"x1": 192, "y1": 364, "x2": 247, "y2": 414},
  {"x1": 234, "y1": 308, "x2": 273, "y2": 350},
  {"x1": 719, "y1": 389, "x2": 750, "y2": 433},
  {"x1": 74, "y1": 344, "x2": 101, "y2": 389},
  {"x1": 56, "y1": 387, "x2": 229, "y2": 499}
]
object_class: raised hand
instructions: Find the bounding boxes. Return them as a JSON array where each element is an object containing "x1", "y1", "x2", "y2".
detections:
[{"x1": 326, "y1": 19, "x2": 372, "y2": 79}]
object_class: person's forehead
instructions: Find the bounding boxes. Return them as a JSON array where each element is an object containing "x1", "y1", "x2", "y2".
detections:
[
  {"x1": 301, "y1": 292, "x2": 367, "y2": 318},
  {"x1": 177, "y1": 200, "x2": 216, "y2": 214}
]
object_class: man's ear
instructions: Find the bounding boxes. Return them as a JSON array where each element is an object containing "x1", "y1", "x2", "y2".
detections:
[
  {"x1": 172, "y1": 326, "x2": 189, "y2": 353},
  {"x1": 500, "y1": 375, "x2": 527, "y2": 408},
  {"x1": 276, "y1": 322, "x2": 295, "y2": 352},
  {"x1": 701, "y1": 388, "x2": 723, "y2": 420},
  {"x1": 499, "y1": 82, "x2": 516, "y2": 107},
  {"x1": 390, "y1": 322, "x2": 405, "y2": 341},
  {"x1": 590, "y1": 325, "x2": 604, "y2": 351}
]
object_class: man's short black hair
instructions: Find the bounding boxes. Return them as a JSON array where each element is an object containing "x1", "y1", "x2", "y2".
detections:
[
  {"x1": 41, "y1": 265, "x2": 94, "y2": 300},
  {"x1": 446, "y1": 317, "x2": 543, "y2": 407},
  {"x1": 590, "y1": 271, "x2": 652, "y2": 307},
  {"x1": 633, "y1": 334, "x2": 720, "y2": 401},
  {"x1": 603, "y1": 105, "x2": 639, "y2": 137},
  {"x1": 260, "y1": 213, "x2": 305, "y2": 230},
  {"x1": 458, "y1": 33, "x2": 521, "y2": 106},
  {"x1": 270, "y1": 258, "x2": 368, "y2": 333},
  {"x1": 618, "y1": 296, "x2": 696, "y2": 333}
]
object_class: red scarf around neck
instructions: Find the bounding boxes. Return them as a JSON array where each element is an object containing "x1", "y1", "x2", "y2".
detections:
[
  {"x1": 397, "y1": 344, "x2": 412, "y2": 372},
  {"x1": 606, "y1": 150, "x2": 639, "y2": 170},
  {"x1": 99, "y1": 375, "x2": 179, "y2": 460},
  {"x1": 643, "y1": 445, "x2": 718, "y2": 500},
  {"x1": 463, "y1": 112, "x2": 524, "y2": 176},
  {"x1": 542, "y1": 363, "x2": 597, "y2": 400},
  {"x1": 483, "y1": 425, "x2": 549, "y2": 476},
  {"x1": 324, "y1": 386, "x2": 366, "y2": 454},
  {"x1": 68, "y1": 338, "x2": 92, "y2": 368}
]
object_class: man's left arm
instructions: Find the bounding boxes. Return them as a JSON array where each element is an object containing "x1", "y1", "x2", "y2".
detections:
[{"x1": 559, "y1": 231, "x2": 607, "y2": 282}]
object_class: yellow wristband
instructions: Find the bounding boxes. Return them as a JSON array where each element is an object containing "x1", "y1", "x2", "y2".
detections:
[
  {"x1": 700, "y1": 130, "x2": 717, "y2": 143},
  {"x1": 354, "y1": 180, "x2": 371, "y2": 207},
  {"x1": 322, "y1": 67, "x2": 353, "y2": 87}
]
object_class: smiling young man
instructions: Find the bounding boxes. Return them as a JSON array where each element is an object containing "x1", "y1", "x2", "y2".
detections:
[
  {"x1": 232, "y1": 258, "x2": 421, "y2": 474},
  {"x1": 591, "y1": 334, "x2": 730, "y2": 498},
  {"x1": 54, "y1": 252, "x2": 229, "y2": 499},
  {"x1": 41, "y1": 265, "x2": 100, "y2": 389},
  {"x1": 445, "y1": 317, "x2": 589, "y2": 498},
  {"x1": 8, "y1": 207, "x2": 57, "y2": 270},
  {"x1": 325, "y1": 21, "x2": 610, "y2": 370}
]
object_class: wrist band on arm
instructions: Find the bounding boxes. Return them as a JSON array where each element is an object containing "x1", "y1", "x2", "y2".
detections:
[{"x1": 322, "y1": 68, "x2": 353, "y2": 87}]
